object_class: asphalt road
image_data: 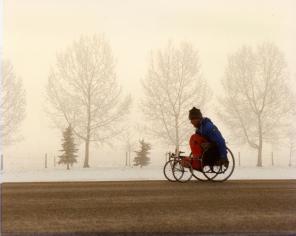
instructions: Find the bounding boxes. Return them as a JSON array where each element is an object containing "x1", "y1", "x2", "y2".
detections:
[{"x1": 1, "y1": 180, "x2": 296, "y2": 235}]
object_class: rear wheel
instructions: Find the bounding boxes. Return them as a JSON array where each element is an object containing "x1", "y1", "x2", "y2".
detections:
[
  {"x1": 202, "y1": 165, "x2": 220, "y2": 180},
  {"x1": 188, "y1": 152, "x2": 209, "y2": 182},
  {"x1": 191, "y1": 168, "x2": 209, "y2": 182},
  {"x1": 202, "y1": 147, "x2": 235, "y2": 182}
]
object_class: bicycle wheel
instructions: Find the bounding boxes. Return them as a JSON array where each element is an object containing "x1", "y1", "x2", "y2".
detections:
[
  {"x1": 191, "y1": 168, "x2": 209, "y2": 182},
  {"x1": 203, "y1": 147, "x2": 235, "y2": 182},
  {"x1": 202, "y1": 164, "x2": 219, "y2": 181},
  {"x1": 172, "y1": 159, "x2": 193, "y2": 183},
  {"x1": 190, "y1": 157, "x2": 209, "y2": 182},
  {"x1": 163, "y1": 159, "x2": 177, "y2": 182}
]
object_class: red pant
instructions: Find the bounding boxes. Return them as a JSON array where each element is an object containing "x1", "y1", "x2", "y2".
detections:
[
  {"x1": 189, "y1": 134, "x2": 208, "y2": 158},
  {"x1": 186, "y1": 134, "x2": 208, "y2": 170}
]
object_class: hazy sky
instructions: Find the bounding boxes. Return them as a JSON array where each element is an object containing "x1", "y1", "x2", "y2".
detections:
[{"x1": 2, "y1": 0, "x2": 296, "y2": 168}]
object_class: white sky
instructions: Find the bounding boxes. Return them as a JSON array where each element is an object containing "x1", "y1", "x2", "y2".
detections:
[{"x1": 2, "y1": 0, "x2": 296, "y2": 168}]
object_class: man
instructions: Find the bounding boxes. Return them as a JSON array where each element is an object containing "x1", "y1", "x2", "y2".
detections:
[{"x1": 188, "y1": 107, "x2": 229, "y2": 166}]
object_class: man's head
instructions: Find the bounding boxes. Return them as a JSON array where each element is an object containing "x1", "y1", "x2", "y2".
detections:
[{"x1": 189, "y1": 107, "x2": 203, "y2": 128}]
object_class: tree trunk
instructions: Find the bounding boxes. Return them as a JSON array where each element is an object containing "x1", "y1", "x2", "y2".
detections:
[
  {"x1": 45, "y1": 153, "x2": 47, "y2": 168},
  {"x1": 1, "y1": 154, "x2": 3, "y2": 170},
  {"x1": 175, "y1": 116, "x2": 180, "y2": 155},
  {"x1": 289, "y1": 145, "x2": 292, "y2": 167},
  {"x1": 257, "y1": 116, "x2": 263, "y2": 167},
  {"x1": 128, "y1": 151, "x2": 131, "y2": 167},
  {"x1": 83, "y1": 138, "x2": 90, "y2": 168},
  {"x1": 84, "y1": 93, "x2": 91, "y2": 168}
]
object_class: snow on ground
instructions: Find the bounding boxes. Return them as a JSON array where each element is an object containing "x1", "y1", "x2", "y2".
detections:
[{"x1": 1, "y1": 166, "x2": 296, "y2": 182}]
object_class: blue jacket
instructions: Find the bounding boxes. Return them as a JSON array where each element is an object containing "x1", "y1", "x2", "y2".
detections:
[{"x1": 195, "y1": 118, "x2": 227, "y2": 158}]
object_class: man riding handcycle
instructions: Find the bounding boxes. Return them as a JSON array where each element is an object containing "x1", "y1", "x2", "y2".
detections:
[{"x1": 163, "y1": 107, "x2": 235, "y2": 182}]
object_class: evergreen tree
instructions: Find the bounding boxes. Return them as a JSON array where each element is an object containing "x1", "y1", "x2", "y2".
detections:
[
  {"x1": 58, "y1": 125, "x2": 78, "y2": 170},
  {"x1": 133, "y1": 139, "x2": 151, "y2": 168}
]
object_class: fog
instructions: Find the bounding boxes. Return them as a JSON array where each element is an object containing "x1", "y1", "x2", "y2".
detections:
[{"x1": 2, "y1": 0, "x2": 296, "y2": 170}]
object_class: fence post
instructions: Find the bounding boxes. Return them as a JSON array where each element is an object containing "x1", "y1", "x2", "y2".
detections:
[
  {"x1": 238, "y1": 152, "x2": 241, "y2": 167},
  {"x1": 125, "y1": 152, "x2": 128, "y2": 166},
  {"x1": 271, "y1": 152, "x2": 274, "y2": 166},
  {"x1": 45, "y1": 153, "x2": 48, "y2": 168},
  {"x1": 1, "y1": 154, "x2": 3, "y2": 171}
]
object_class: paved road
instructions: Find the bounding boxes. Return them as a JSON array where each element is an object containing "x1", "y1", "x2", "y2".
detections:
[{"x1": 1, "y1": 180, "x2": 296, "y2": 235}]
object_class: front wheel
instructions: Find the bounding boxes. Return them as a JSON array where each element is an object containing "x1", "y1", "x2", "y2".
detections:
[
  {"x1": 172, "y1": 159, "x2": 193, "y2": 183},
  {"x1": 163, "y1": 159, "x2": 177, "y2": 182}
]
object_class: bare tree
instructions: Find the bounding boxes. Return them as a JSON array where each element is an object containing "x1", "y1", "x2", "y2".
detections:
[
  {"x1": 0, "y1": 60, "x2": 26, "y2": 145},
  {"x1": 121, "y1": 128, "x2": 137, "y2": 167},
  {"x1": 46, "y1": 35, "x2": 131, "y2": 168},
  {"x1": 141, "y1": 42, "x2": 211, "y2": 153},
  {"x1": 218, "y1": 43, "x2": 292, "y2": 167}
]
